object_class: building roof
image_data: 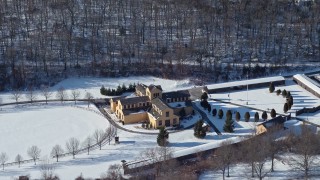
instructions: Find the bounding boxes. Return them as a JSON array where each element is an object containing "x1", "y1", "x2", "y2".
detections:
[
  {"x1": 123, "y1": 107, "x2": 149, "y2": 115},
  {"x1": 151, "y1": 98, "x2": 170, "y2": 111},
  {"x1": 162, "y1": 90, "x2": 190, "y2": 100},
  {"x1": 148, "y1": 84, "x2": 162, "y2": 91},
  {"x1": 110, "y1": 97, "x2": 123, "y2": 102},
  {"x1": 260, "y1": 116, "x2": 286, "y2": 129},
  {"x1": 135, "y1": 84, "x2": 147, "y2": 95},
  {"x1": 119, "y1": 96, "x2": 149, "y2": 105},
  {"x1": 294, "y1": 74, "x2": 320, "y2": 94}
]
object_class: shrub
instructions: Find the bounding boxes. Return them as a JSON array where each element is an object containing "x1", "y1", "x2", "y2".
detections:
[
  {"x1": 212, "y1": 108, "x2": 217, "y2": 116},
  {"x1": 244, "y1": 112, "x2": 250, "y2": 122},
  {"x1": 270, "y1": 109, "x2": 276, "y2": 118},
  {"x1": 282, "y1": 89, "x2": 287, "y2": 97},
  {"x1": 283, "y1": 103, "x2": 289, "y2": 113},
  {"x1": 276, "y1": 89, "x2": 281, "y2": 95},
  {"x1": 218, "y1": 109, "x2": 224, "y2": 119},
  {"x1": 235, "y1": 112, "x2": 241, "y2": 121},
  {"x1": 269, "y1": 82, "x2": 275, "y2": 93},
  {"x1": 262, "y1": 111, "x2": 268, "y2": 121},
  {"x1": 254, "y1": 112, "x2": 259, "y2": 122}
]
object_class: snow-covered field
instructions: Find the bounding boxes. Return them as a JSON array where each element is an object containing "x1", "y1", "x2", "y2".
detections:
[
  {"x1": 1, "y1": 76, "x2": 320, "y2": 179},
  {"x1": 0, "y1": 76, "x2": 194, "y2": 104}
]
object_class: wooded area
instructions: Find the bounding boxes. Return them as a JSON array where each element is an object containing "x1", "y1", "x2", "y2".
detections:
[{"x1": 0, "y1": 0, "x2": 319, "y2": 89}]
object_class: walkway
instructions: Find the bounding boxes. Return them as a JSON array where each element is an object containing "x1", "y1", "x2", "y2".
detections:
[{"x1": 192, "y1": 102, "x2": 222, "y2": 135}]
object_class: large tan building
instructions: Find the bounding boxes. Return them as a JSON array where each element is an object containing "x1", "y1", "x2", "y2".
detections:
[{"x1": 110, "y1": 84, "x2": 193, "y2": 128}]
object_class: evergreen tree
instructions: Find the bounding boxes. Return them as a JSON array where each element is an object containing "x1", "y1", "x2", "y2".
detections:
[
  {"x1": 235, "y1": 111, "x2": 241, "y2": 121},
  {"x1": 121, "y1": 83, "x2": 127, "y2": 92},
  {"x1": 116, "y1": 85, "x2": 122, "y2": 94},
  {"x1": 201, "y1": 92, "x2": 208, "y2": 101},
  {"x1": 269, "y1": 82, "x2": 275, "y2": 93},
  {"x1": 254, "y1": 112, "x2": 259, "y2": 122},
  {"x1": 226, "y1": 110, "x2": 232, "y2": 120},
  {"x1": 286, "y1": 91, "x2": 291, "y2": 98},
  {"x1": 262, "y1": 111, "x2": 268, "y2": 121},
  {"x1": 218, "y1": 109, "x2": 224, "y2": 119},
  {"x1": 223, "y1": 112, "x2": 234, "y2": 133},
  {"x1": 100, "y1": 86, "x2": 106, "y2": 95},
  {"x1": 212, "y1": 108, "x2": 217, "y2": 116},
  {"x1": 179, "y1": 108, "x2": 186, "y2": 117},
  {"x1": 276, "y1": 89, "x2": 281, "y2": 96},
  {"x1": 157, "y1": 127, "x2": 169, "y2": 146},
  {"x1": 282, "y1": 89, "x2": 287, "y2": 97},
  {"x1": 244, "y1": 112, "x2": 250, "y2": 122},
  {"x1": 270, "y1": 109, "x2": 276, "y2": 118},
  {"x1": 208, "y1": 105, "x2": 212, "y2": 113},
  {"x1": 284, "y1": 103, "x2": 289, "y2": 113},
  {"x1": 194, "y1": 120, "x2": 206, "y2": 138}
]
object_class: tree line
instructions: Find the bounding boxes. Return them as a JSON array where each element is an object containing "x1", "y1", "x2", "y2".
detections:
[{"x1": 0, "y1": 0, "x2": 319, "y2": 89}]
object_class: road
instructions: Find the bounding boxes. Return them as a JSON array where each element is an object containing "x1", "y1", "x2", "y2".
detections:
[{"x1": 192, "y1": 102, "x2": 222, "y2": 135}]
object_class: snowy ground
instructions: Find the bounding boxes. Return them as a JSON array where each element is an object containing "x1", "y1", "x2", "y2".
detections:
[
  {"x1": 0, "y1": 76, "x2": 194, "y2": 104},
  {"x1": 1, "y1": 77, "x2": 320, "y2": 179},
  {"x1": 212, "y1": 80, "x2": 320, "y2": 116}
]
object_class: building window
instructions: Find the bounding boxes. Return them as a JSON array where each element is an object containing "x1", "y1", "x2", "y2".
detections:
[
  {"x1": 158, "y1": 120, "x2": 162, "y2": 126},
  {"x1": 166, "y1": 112, "x2": 169, "y2": 117},
  {"x1": 123, "y1": 105, "x2": 126, "y2": 109}
]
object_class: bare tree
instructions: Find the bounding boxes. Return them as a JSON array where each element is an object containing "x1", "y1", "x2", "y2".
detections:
[
  {"x1": 93, "y1": 129, "x2": 105, "y2": 150},
  {"x1": 66, "y1": 137, "x2": 80, "y2": 159},
  {"x1": 71, "y1": 89, "x2": 81, "y2": 105},
  {"x1": 252, "y1": 136, "x2": 272, "y2": 180},
  {"x1": 142, "y1": 146, "x2": 174, "y2": 176},
  {"x1": 51, "y1": 145, "x2": 64, "y2": 162},
  {"x1": 40, "y1": 157, "x2": 59, "y2": 180},
  {"x1": 11, "y1": 89, "x2": 22, "y2": 103},
  {"x1": 56, "y1": 87, "x2": 68, "y2": 103},
  {"x1": 288, "y1": 125, "x2": 319, "y2": 179},
  {"x1": 0, "y1": 152, "x2": 8, "y2": 170},
  {"x1": 213, "y1": 140, "x2": 235, "y2": 180},
  {"x1": 82, "y1": 136, "x2": 93, "y2": 155},
  {"x1": 41, "y1": 86, "x2": 53, "y2": 104},
  {"x1": 15, "y1": 154, "x2": 23, "y2": 168},
  {"x1": 25, "y1": 86, "x2": 38, "y2": 103},
  {"x1": 27, "y1": 145, "x2": 41, "y2": 165},
  {"x1": 105, "y1": 126, "x2": 115, "y2": 145},
  {"x1": 84, "y1": 92, "x2": 93, "y2": 107},
  {"x1": 101, "y1": 164, "x2": 123, "y2": 180}
]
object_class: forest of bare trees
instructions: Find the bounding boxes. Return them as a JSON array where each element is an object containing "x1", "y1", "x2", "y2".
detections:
[{"x1": 0, "y1": 0, "x2": 319, "y2": 89}]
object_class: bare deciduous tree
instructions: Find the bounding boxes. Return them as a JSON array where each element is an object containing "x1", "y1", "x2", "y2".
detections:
[
  {"x1": 84, "y1": 92, "x2": 93, "y2": 107},
  {"x1": 0, "y1": 152, "x2": 8, "y2": 170},
  {"x1": 56, "y1": 87, "x2": 68, "y2": 103},
  {"x1": 40, "y1": 157, "x2": 59, "y2": 180},
  {"x1": 15, "y1": 154, "x2": 23, "y2": 168},
  {"x1": 82, "y1": 136, "x2": 93, "y2": 155},
  {"x1": 25, "y1": 86, "x2": 38, "y2": 103},
  {"x1": 71, "y1": 89, "x2": 80, "y2": 105},
  {"x1": 93, "y1": 129, "x2": 105, "y2": 150},
  {"x1": 66, "y1": 137, "x2": 80, "y2": 159},
  {"x1": 288, "y1": 125, "x2": 319, "y2": 179},
  {"x1": 11, "y1": 89, "x2": 22, "y2": 103},
  {"x1": 41, "y1": 86, "x2": 53, "y2": 104},
  {"x1": 101, "y1": 164, "x2": 123, "y2": 180},
  {"x1": 213, "y1": 140, "x2": 235, "y2": 180},
  {"x1": 51, "y1": 145, "x2": 64, "y2": 162},
  {"x1": 27, "y1": 145, "x2": 41, "y2": 165}
]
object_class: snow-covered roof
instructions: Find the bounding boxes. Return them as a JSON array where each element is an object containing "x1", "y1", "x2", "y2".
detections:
[
  {"x1": 206, "y1": 76, "x2": 284, "y2": 90},
  {"x1": 293, "y1": 74, "x2": 320, "y2": 94}
]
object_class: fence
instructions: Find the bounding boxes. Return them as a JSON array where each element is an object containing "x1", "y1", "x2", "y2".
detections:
[{"x1": 296, "y1": 106, "x2": 320, "y2": 116}]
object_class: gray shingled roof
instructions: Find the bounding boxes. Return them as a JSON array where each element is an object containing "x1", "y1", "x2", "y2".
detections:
[
  {"x1": 136, "y1": 84, "x2": 147, "y2": 95},
  {"x1": 119, "y1": 96, "x2": 150, "y2": 105},
  {"x1": 151, "y1": 98, "x2": 169, "y2": 111},
  {"x1": 162, "y1": 90, "x2": 190, "y2": 100},
  {"x1": 148, "y1": 84, "x2": 162, "y2": 91}
]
